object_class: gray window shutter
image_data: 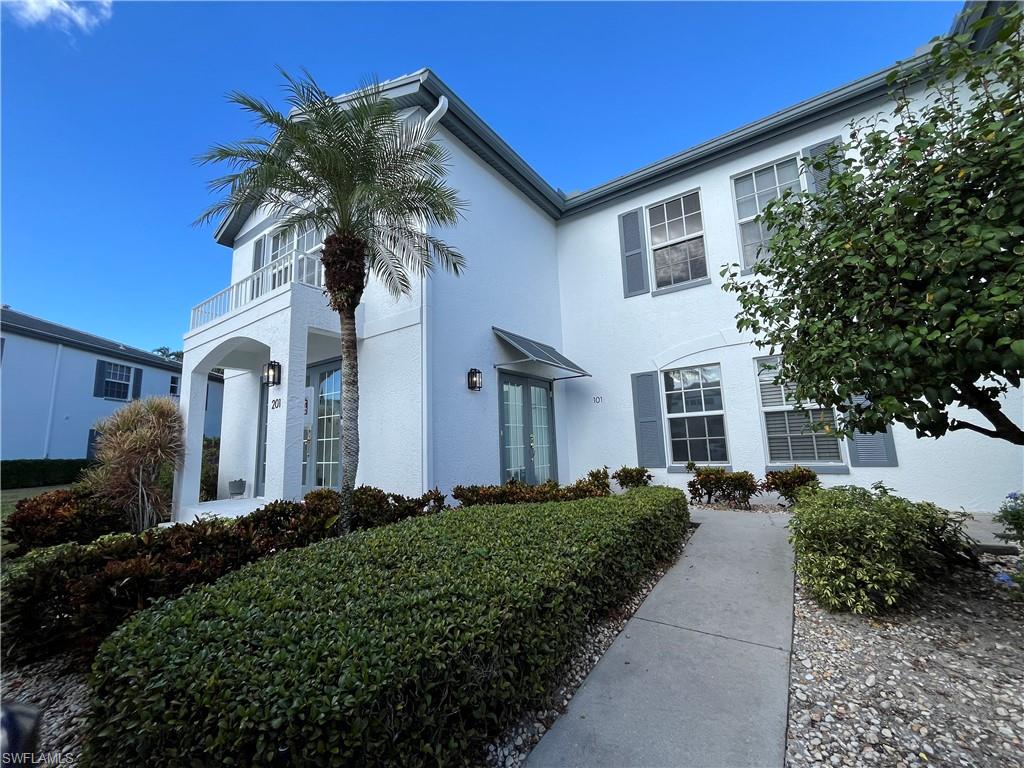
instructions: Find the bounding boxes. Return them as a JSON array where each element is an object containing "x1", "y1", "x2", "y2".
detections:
[
  {"x1": 847, "y1": 395, "x2": 898, "y2": 467},
  {"x1": 802, "y1": 137, "x2": 842, "y2": 193},
  {"x1": 631, "y1": 371, "x2": 666, "y2": 468},
  {"x1": 132, "y1": 368, "x2": 143, "y2": 400},
  {"x1": 619, "y1": 208, "x2": 650, "y2": 298},
  {"x1": 86, "y1": 429, "x2": 98, "y2": 460},
  {"x1": 93, "y1": 360, "x2": 106, "y2": 398}
]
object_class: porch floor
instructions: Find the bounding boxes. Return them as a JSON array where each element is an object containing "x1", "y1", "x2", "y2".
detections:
[{"x1": 176, "y1": 497, "x2": 268, "y2": 524}]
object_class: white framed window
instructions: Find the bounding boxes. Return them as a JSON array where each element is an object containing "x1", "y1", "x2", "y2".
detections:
[
  {"x1": 662, "y1": 363, "x2": 728, "y2": 464},
  {"x1": 733, "y1": 156, "x2": 802, "y2": 269},
  {"x1": 252, "y1": 223, "x2": 321, "y2": 272},
  {"x1": 756, "y1": 357, "x2": 843, "y2": 464},
  {"x1": 647, "y1": 190, "x2": 707, "y2": 290},
  {"x1": 103, "y1": 362, "x2": 132, "y2": 400},
  {"x1": 169, "y1": 375, "x2": 180, "y2": 397}
]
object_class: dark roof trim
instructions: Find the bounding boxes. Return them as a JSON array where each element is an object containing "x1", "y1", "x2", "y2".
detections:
[
  {"x1": 0, "y1": 308, "x2": 220, "y2": 380},
  {"x1": 211, "y1": 1, "x2": 997, "y2": 242}
]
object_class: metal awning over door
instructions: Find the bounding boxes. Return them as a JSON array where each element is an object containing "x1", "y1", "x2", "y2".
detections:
[{"x1": 492, "y1": 326, "x2": 590, "y2": 380}]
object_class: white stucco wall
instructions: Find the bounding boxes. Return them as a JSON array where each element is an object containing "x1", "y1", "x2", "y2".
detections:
[
  {"x1": 426, "y1": 126, "x2": 564, "y2": 497},
  {"x1": 0, "y1": 331, "x2": 223, "y2": 461},
  {"x1": 555, "y1": 103, "x2": 1024, "y2": 512}
]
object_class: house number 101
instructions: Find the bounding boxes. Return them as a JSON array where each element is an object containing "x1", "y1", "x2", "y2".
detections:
[
  {"x1": 593, "y1": 396, "x2": 603, "y2": 404},
  {"x1": 271, "y1": 398, "x2": 282, "y2": 410}
]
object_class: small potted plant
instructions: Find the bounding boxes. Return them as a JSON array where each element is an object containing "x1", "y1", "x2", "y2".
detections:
[{"x1": 228, "y1": 479, "x2": 246, "y2": 498}]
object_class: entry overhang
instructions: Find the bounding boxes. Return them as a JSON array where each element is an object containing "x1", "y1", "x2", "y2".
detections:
[{"x1": 492, "y1": 326, "x2": 590, "y2": 381}]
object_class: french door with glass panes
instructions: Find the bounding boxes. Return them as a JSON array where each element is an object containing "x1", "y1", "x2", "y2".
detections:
[
  {"x1": 499, "y1": 372, "x2": 557, "y2": 485},
  {"x1": 302, "y1": 361, "x2": 342, "y2": 492}
]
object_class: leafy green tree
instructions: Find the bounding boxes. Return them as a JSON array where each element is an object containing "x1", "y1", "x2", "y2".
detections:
[
  {"x1": 196, "y1": 71, "x2": 465, "y2": 528},
  {"x1": 724, "y1": 8, "x2": 1024, "y2": 445},
  {"x1": 152, "y1": 346, "x2": 184, "y2": 362}
]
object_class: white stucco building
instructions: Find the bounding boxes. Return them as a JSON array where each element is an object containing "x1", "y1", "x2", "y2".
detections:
[
  {"x1": 0, "y1": 307, "x2": 224, "y2": 462},
  {"x1": 174, "y1": 9, "x2": 1022, "y2": 517}
]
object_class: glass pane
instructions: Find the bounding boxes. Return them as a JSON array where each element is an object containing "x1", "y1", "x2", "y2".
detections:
[
  {"x1": 734, "y1": 174, "x2": 755, "y2": 198},
  {"x1": 671, "y1": 440, "x2": 690, "y2": 463},
  {"x1": 776, "y1": 158, "x2": 800, "y2": 183},
  {"x1": 688, "y1": 249, "x2": 708, "y2": 280},
  {"x1": 706, "y1": 415, "x2": 726, "y2": 437},
  {"x1": 743, "y1": 243, "x2": 760, "y2": 268},
  {"x1": 665, "y1": 392, "x2": 684, "y2": 414},
  {"x1": 654, "y1": 266, "x2": 672, "y2": 289},
  {"x1": 667, "y1": 219, "x2": 685, "y2": 241},
  {"x1": 780, "y1": 179, "x2": 801, "y2": 197},
  {"x1": 683, "y1": 192, "x2": 700, "y2": 215},
  {"x1": 736, "y1": 196, "x2": 758, "y2": 219},
  {"x1": 649, "y1": 204, "x2": 665, "y2": 226},
  {"x1": 764, "y1": 411, "x2": 788, "y2": 434},
  {"x1": 671, "y1": 259, "x2": 690, "y2": 284},
  {"x1": 790, "y1": 436, "x2": 817, "y2": 461},
  {"x1": 767, "y1": 436, "x2": 791, "y2": 462},
  {"x1": 815, "y1": 436, "x2": 842, "y2": 461},
  {"x1": 689, "y1": 440, "x2": 709, "y2": 462},
  {"x1": 709, "y1": 438, "x2": 728, "y2": 462},
  {"x1": 501, "y1": 379, "x2": 527, "y2": 482},
  {"x1": 650, "y1": 224, "x2": 668, "y2": 246},
  {"x1": 669, "y1": 419, "x2": 688, "y2": 439},
  {"x1": 703, "y1": 388, "x2": 723, "y2": 411},
  {"x1": 701, "y1": 365, "x2": 722, "y2": 384},
  {"x1": 681, "y1": 369, "x2": 702, "y2": 389},
  {"x1": 754, "y1": 166, "x2": 776, "y2": 191},
  {"x1": 757, "y1": 189, "x2": 778, "y2": 210},
  {"x1": 316, "y1": 368, "x2": 342, "y2": 488},
  {"x1": 664, "y1": 370, "x2": 683, "y2": 392},
  {"x1": 687, "y1": 417, "x2": 707, "y2": 438},
  {"x1": 683, "y1": 390, "x2": 703, "y2": 412},
  {"x1": 665, "y1": 197, "x2": 683, "y2": 220},
  {"x1": 531, "y1": 383, "x2": 553, "y2": 484},
  {"x1": 684, "y1": 212, "x2": 703, "y2": 235},
  {"x1": 740, "y1": 220, "x2": 762, "y2": 246}
]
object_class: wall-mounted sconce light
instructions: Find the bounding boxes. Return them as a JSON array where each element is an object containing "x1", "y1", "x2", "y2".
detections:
[
  {"x1": 467, "y1": 368, "x2": 483, "y2": 391},
  {"x1": 262, "y1": 361, "x2": 282, "y2": 387}
]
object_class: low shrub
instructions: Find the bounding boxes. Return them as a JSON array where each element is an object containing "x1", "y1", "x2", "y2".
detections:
[
  {"x1": 761, "y1": 466, "x2": 820, "y2": 506},
  {"x1": 84, "y1": 487, "x2": 689, "y2": 767},
  {"x1": 789, "y1": 484, "x2": 977, "y2": 615},
  {"x1": 452, "y1": 467, "x2": 611, "y2": 506},
  {"x1": 1, "y1": 486, "x2": 445, "y2": 664},
  {"x1": 612, "y1": 465, "x2": 653, "y2": 489},
  {"x1": 685, "y1": 463, "x2": 759, "y2": 507},
  {"x1": 995, "y1": 491, "x2": 1024, "y2": 546},
  {"x1": 0, "y1": 459, "x2": 93, "y2": 489},
  {"x1": 4, "y1": 486, "x2": 130, "y2": 554},
  {"x1": 305, "y1": 486, "x2": 446, "y2": 530}
]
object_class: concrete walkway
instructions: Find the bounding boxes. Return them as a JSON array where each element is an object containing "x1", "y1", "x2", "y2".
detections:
[{"x1": 527, "y1": 508, "x2": 795, "y2": 768}]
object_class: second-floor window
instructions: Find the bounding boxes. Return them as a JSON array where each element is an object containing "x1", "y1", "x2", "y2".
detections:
[
  {"x1": 733, "y1": 157, "x2": 801, "y2": 269},
  {"x1": 252, "y1": 222, "x2": 320, "y2": 272},
  {"x1": 103, "y1": 362, "x2": 132, "y2": 400},
  {"x1": 647, "y1": 191, "x2": 707, "y2": 290}
]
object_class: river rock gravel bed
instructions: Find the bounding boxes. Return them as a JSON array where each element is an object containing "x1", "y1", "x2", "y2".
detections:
[
  {"x1": 485, "y1": 525, "x2": 696, "y2": 768},
  {"x1": 1, "y1": 655, "x2": 89, "y2": 762},
  {"x1": 787, "y1": 554, "x2": 1024, "y2": 768}
]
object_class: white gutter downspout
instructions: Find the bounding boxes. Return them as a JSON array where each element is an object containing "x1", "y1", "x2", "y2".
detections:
[
  {"x1": 419, "y1": 96, "x2": 447, "y2": 493},
  {"x1": 42, "y1": 343, "x2": 63, "y2": 458}
]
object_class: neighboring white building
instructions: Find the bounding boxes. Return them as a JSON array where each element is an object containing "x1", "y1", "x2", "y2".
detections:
[
  {"x1": 174, "y1": 7, "x2": 1022, "y2": 516},
  {"x1": 0, "y1": 307, "x2": 223, "y2": 461}
]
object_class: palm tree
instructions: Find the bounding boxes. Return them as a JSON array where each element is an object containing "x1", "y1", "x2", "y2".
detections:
[{"x1": 195, "y1": 70, "x2": 465, "y2": 530}]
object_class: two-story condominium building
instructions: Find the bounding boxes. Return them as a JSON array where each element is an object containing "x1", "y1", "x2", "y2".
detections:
[
  {"x1": 174, "y1": 13, "x2": 1022, "y2": 518},
  {"x1": 1, "y1": 307, "x2": 224, "y2": 462}
]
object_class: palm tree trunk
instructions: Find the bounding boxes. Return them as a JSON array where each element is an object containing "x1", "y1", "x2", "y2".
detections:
[{"x1": 339, "y1": 304, "x2": 360, "y2": 532}]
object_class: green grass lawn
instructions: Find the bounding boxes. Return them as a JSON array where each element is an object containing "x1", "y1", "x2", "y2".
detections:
[{"x1": 2, "y1": 484, "x2": 72, "y2": 556}]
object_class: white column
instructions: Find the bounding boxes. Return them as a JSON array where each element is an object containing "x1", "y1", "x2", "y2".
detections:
[
  {"x1": 172, "y1": 351, "x2": 210, "y2": 520},
  {"x1": 262, "y1": 323, "x2": 308, "y2": 501}
]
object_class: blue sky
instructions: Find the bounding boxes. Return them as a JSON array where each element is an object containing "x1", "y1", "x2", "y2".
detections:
[{"x1": 2, "y1": 1, "x2": 959, "y2": 352}]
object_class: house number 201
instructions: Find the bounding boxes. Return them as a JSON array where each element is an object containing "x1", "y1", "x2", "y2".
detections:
[{"x1": 271, "y1": 398, "x2": 282, "y2": 410}]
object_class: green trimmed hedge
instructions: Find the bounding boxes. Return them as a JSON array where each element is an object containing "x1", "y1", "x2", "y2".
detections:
[
  {"x1": 790, "y1": 484, "x2": 976, "y2": 614},
  {"x1": 1, "y1": 459, "x2": 93, "y2": 489},
  {"x1": 451, "y1": 466, "x2": 610, "y2": 506},
  {"x1": 1, "y1": 486, "x2": 444, "y2": 663},
  {"x1": 84, "y1": 487, "x2": 689, "y2": 767}
]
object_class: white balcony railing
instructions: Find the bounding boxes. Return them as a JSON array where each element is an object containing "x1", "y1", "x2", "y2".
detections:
[{"x1": 190, "y1": 251, "x2": 325, "y2": 331}]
